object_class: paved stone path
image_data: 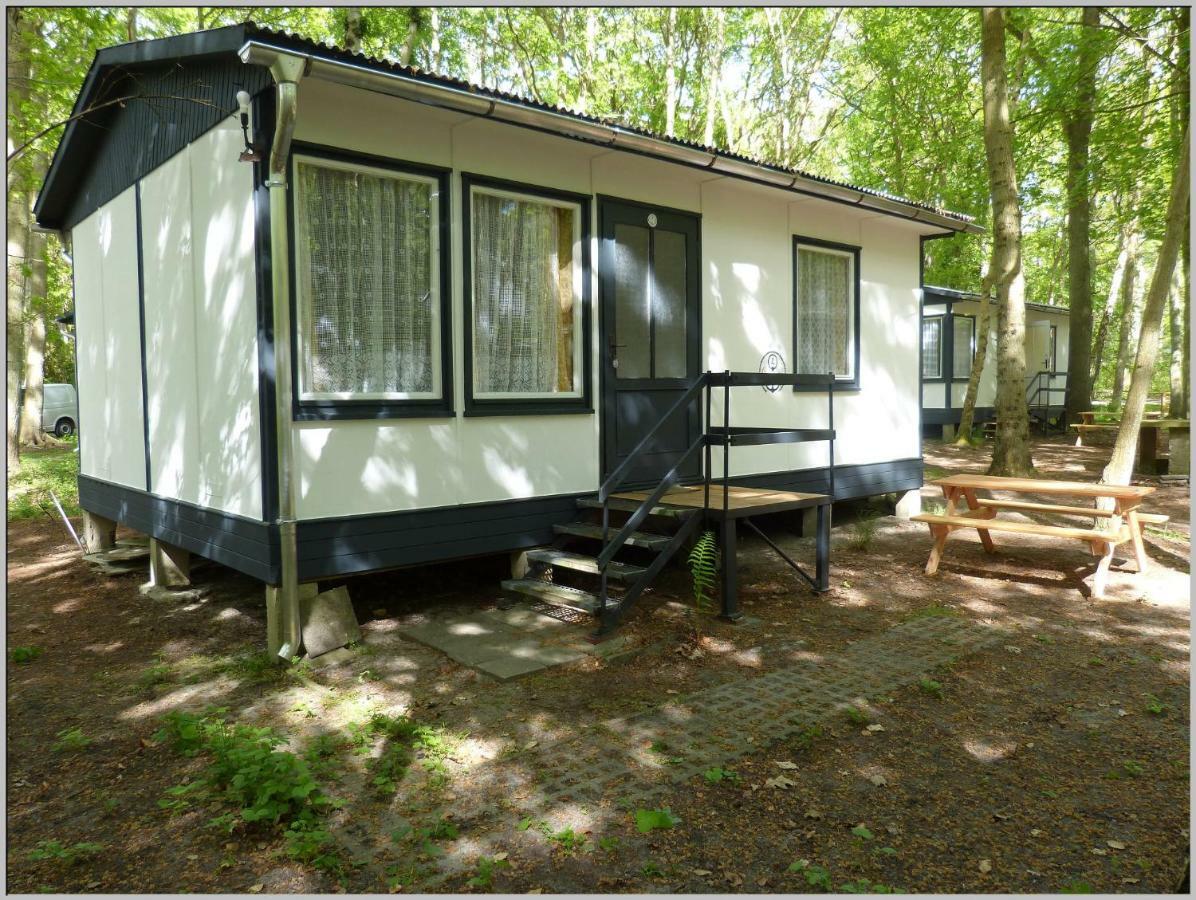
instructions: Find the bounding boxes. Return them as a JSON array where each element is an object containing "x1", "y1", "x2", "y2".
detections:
[{"x1": 504, "y1": 615, "x2": 1005, "y2": 812}]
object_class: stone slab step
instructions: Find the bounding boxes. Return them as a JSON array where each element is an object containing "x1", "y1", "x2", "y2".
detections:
[
  {"x1": 576, "y1": 497, "x2": 683, "y2": 518},
  {"x1": 526, "y1": 548, "x2": 646, "y2": 581},
  {"x1": 553, "y1": 522, "x2": 670, "y2": 551},
  {"x1": 501, "y1": 579, "x2": 600, "y2": 615}
]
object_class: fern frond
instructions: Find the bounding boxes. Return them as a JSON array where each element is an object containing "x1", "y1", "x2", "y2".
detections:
[{"x1": 687, "y1": 530, "x2": 719, "y2": 613}]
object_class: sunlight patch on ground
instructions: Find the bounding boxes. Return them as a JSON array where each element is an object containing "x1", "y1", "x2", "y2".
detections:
[
  {"x1": 963, "y1": 736, "x2": 1019, "y2": 763},
  {"x1": 118, "y1": 674, "x2": 239, "y2": 721}
]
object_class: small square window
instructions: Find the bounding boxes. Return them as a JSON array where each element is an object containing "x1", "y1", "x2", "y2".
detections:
[{"x1": 923, "y1": 316, "x2": 943, "y2": 379}]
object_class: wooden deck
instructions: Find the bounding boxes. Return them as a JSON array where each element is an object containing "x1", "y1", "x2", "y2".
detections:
[{"x1": 613, "y1": 484, "x2": 827, "y2": 520}]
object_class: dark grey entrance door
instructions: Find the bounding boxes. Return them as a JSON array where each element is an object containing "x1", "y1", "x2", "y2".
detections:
[{"x1": 599, "y1": 198, "x2": 701, "y2": 486}]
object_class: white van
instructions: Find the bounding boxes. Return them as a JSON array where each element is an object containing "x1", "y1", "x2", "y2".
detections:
[{"x1": 41, "y1": 383, "x2": 78, "y2": 437}]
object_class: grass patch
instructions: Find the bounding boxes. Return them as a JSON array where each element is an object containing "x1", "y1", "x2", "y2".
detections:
[
  {"x1": 905, "y1": 603, "x2": 959, "y2": 621},
  {"x1": 8, "y1": 446, "x2": 79, "y2": 521},
  {"x1": 917, "y1": 677, "x2": 945, "y2": 699},
  {"x1": 10, "y1": 645, "x2": 43, "y2": 664},
  {"x1": 27, "y1": 840, "x2": 103, "y2": 865}
]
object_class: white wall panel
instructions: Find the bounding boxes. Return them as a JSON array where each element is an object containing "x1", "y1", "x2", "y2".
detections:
[
  {"x1": 70, "y1": 188, "x2": 147, "y2": 489},
  {"x1": 140, "y1": 117, "x2": 261, "y2": 519},
  {"x1": 289, "y1": 80, "x2": 931, "y2": 517}
]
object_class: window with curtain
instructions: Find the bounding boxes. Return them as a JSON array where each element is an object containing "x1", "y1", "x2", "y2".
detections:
[
  {"x1": 293, "y1": 154, "x2": 441, "y2": 403},
  {"x1": 794, "y1": 241, "x2": 857, "y2": 383},
  {"x1": 952, "y1": 315, "x2": 975, "y2": 378},
  {"x1": 922, "y1": 316, "x2": 943, "y2": 379},
  {"x1": 469, "y1": 185, "x2": 583, "y2": 401}
]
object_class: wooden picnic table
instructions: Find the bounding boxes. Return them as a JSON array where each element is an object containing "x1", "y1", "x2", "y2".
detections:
[
  {"x1": 1070, "y1": 418, "x2": 1190, "y2": 475},
  {"x1": 912, "y1": 474, "x2": 1164, "y2": 598}
]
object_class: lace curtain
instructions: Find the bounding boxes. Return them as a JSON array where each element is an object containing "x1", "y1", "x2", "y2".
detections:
[
  {"x1": 296, "y1": 161, "x2": 435, "y2": 397},
  {"x1": 923, "y1": 318, "x2": 942, "y2": 378},
  {"x1": 952, "y1": 315, "x2": 974, "y2": 377},
  {"x1": 796, "y1": 247, "x2": 851, "y2": 378},
  {"x1": 472, "y1": 191, "x2": 575, "y2": 394}
]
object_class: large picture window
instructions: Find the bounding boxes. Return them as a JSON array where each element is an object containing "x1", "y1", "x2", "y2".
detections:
[
  {"x1": 922, "y1": 316, "x2": 943, "y2": 380},
  {"x1": 291, "y1": 148, "x2": 451, "y2": 418},
  {"x1": 463, "y1": 175, "x2": 591, "y2": 415},
  {"x1": 793, "y1": 237, "x2": 860, "y2": 389}
]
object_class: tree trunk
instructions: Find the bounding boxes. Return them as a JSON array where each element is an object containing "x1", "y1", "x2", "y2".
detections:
[
  {"x1": 703, "y1": 8, "x2": 725, "y2": 147},
  {"x1": 1110, "y1": 233, "x2": 1141, "y2": 413},
  {"x1": 664, "y1": 7, "x2": 678, "y2": 136},
  {"x1": 18, "y1": 228, "x2": 50, "y2": 447},
  {"x1": 125, "y1": 7, "x2": 137, "y2": 41},
  {"x1": 1168, "y1": 264, "x2": 1186, "y2": 417},
  {"x1": 1102, "y1": 126, "x2": 1189, "y2": 486},
  {"x1": 981, "y1": 8, "x2": 1034, "y2": 476},
  {"x1": 343, "y1": 8, "x2": 363, "y2": 52},
  {"x1": 1091, "y1": 220, "x2": 1131, "y2": 386},
  {"x1": 399, "y1": 8, "x2": 422, "y2": 66},
  {"x1": 429, "y1": 7, "x2": 440, "y2": 70},
  {"x1": 1181, "y1": 217, "x2": 1191, "y2": 418},
  {"x1": 1063, "y1": 6, "x2": 1100, "y2": 423},
  {"x1": 6, "y1": 6, "x2": 31, "y2": 471},
  {"x1": 955, "y1": 255, "x2": 996, "y2": 443}
]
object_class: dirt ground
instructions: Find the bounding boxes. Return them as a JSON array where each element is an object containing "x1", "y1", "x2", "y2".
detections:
[{"x1": 6, "y1": 435, "x2": 1190, "y2": 893}]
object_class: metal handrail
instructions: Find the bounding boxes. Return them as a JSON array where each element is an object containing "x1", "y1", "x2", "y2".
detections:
[{"x1": 595, "y1": 369, "x2": 835, "y2": 616}]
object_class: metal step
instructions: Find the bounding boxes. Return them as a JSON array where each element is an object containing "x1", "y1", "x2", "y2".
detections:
[
  {"x1": 553, "y1": 522, "x2": 671, "y2": 551},
  {"x1": 526, "y1": 548, "x2": 647, "y2": 581},
  {"x1": 500, "y1": 579, "x2": 601, "y2": 615},
  {"x1": 575, "y1": 497, "x2": 683, "y2": 518}
]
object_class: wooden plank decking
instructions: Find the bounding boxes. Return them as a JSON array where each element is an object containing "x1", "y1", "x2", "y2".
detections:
[{"x1": 613, "y1": 484, "x2": 827, "y2": 520}]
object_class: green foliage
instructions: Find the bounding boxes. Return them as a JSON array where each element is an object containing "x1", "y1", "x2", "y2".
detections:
[
  {"x1": 851, "y1": 824, "x2": 875, "y2": 840},
  {"x1": 1061, "y1": 880, "x2": 1095, "y2": 893},
  {"x1": 544, "y1": 826, "x2": 587, "y2": 853},
  {"x1": 844, "y1": 705, "x2": 869, "y2": 726},
  {"x1": 10, "y1": 645, "x2": 43, "y2": 664},
  {"x1": 52, "y1": 727, "x2": 90, "y2": 752},
  {"x1": 847, "y1": 513, "x2": 879, "y2": 552},
  {"x1": 155, "y1": 710, "x2": 331, "y2": 835},
  {"x1": 793, "y1": 723, "x2": 824, "y2": 750},
  {"x1": 283, "y1": 819, "x2": 343, "y2": 876},
  {"x1": 1145, "y1": 694, "x2": 1168, "y2": 715},
  {"x1": 905, "y1": 603, "x2": 959, "y2": 620},
  {"x1": 27, "y1": 840, "x2": 104, "y2": 865},
  {"x1": 466, "y1": 854, "x2": 510, "y2": 890},
  {"x1": 687, "y1": 530, "x2": 719, "y2": 613},
  {"x1": 641, "y1": 861, "x2": 665, "y2": 878},
  {"x1": 634, "y1": 807, "x2": 681, "y2": 833},
  {"x1": 598, "y1": 836, "x2": 620, "y2": 852},
  {"x1": 918, "y1": 677, "x2": 945, "y2": 699},
  {"x1": 789, "y1": 859, "x2": 833, "y2": 890},
  {"x1": 702, "y1": 766, "x2": 739, "y2": 784},
  {"x1": 7, "y1": 449, "x2": 79, "y2": 521},
  {"x1": 349, "y1": 711, "x2": 455, "y2": 793}
]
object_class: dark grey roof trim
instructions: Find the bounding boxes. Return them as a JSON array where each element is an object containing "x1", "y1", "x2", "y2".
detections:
[{"x1": 922, "y1": 284, "x2": 1069, "y2": 315}]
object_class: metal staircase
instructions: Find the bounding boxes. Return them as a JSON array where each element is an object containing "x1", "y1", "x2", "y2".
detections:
[
  {"x1": 500, "y1": 370, "x2": 836, "y2": 637},
  {"x1": 1026, "y1": 370, "x2": 1068, "y2": 434}
]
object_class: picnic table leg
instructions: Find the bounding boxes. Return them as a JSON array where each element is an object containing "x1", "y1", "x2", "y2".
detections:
[
  {"x1": 962, "y1": 488, "x2": 996, "y2": 553},
  {"x1": 814, "y1": 502, "x2": 831, "y2": 591},
  {"x1": 1124, "y1": 507, "x2": 1149, "y2": 574},
  {"x1": 926, "y1": 524, "x2": 950, "y2": 575},
  {"x1": 1091, "y1": 539, "x2": 1115, "y2": 599}
]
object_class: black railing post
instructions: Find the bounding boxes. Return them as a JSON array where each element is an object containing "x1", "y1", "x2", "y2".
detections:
[
  {"x1": 703, "y1": 372, "x2": 712, "y2": 525},
  {"x1": 827, "y1": 372, "x2": 835, "y2": 500},
  {"x1": 722, "y1": 370, "x2": 731, "y2": 518}
]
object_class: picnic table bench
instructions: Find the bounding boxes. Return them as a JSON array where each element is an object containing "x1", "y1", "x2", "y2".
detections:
[{"x1": 911, "y1": 474, "x2": 1167, "y2": 598}]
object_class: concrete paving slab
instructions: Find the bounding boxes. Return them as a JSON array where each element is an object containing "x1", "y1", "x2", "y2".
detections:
[{"x1": 399, "y1": 602, "x2": 591, "y2": 678}]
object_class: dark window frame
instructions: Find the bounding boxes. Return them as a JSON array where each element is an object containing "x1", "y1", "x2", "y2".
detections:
[
  {"x1": 286, "y1": 141, "x2": 454, "y2": 422},
  {"x1": 922, "y1": 314, "x2": 945, "y2": 382},
  {"x1": 791, "y1": 235, "x2": 862, "y2": 392},
  {"x1": 461, "y1": 172, "x2": 593, "y2": 417},
  {"x1": 949, "y1": 313, "x2": 976, "y2": 381}
]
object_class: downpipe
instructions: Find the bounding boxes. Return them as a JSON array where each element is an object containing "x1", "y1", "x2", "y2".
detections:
[{"x1": 260, "y1": 51, "x2": 307, "y2": 660}]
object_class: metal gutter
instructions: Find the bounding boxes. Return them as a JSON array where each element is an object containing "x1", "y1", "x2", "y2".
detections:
[{"x1": 238, "y1": 39, "x2": 982, "y2": 235}]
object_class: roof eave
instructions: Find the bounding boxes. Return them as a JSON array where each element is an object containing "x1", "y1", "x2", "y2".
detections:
[{"x1": 238, "y1": 37, "x2": 982, "y2": 235}]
